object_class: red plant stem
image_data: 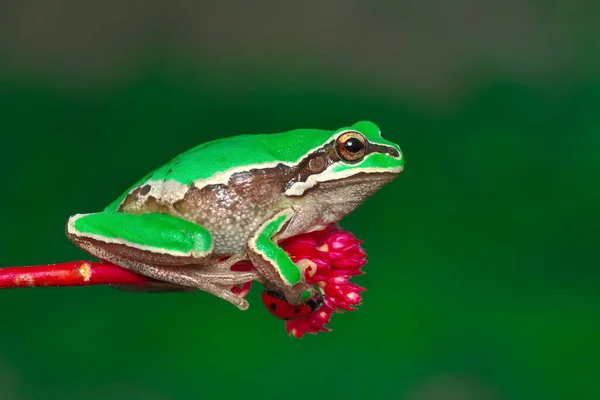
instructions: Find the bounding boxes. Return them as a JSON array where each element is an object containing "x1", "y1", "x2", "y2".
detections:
[{"x1": 0, "y1": 261, "x2": 151, "y2": 288}]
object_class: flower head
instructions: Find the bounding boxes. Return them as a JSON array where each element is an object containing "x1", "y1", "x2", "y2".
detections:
[{"x1": 266, "y1": 226, "x2": 367, "y2": 337}]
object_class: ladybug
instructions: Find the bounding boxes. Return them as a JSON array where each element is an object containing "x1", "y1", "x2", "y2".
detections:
[{"x1": 261, "y1": 290, "x2": 323, "y2": 321}]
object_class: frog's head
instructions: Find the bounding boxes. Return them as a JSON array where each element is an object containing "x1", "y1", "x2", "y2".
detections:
[{"x1": 285, "y1": 121, "x2": 404, "y2": 209}]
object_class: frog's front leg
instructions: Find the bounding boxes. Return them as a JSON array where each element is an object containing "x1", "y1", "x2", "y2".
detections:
[
  {"x1": 66, "y1": 212, "x2": 255, "y2": 310},
  {"x1": 247, "y1": 209, "x2": 314, "y2": 305}
]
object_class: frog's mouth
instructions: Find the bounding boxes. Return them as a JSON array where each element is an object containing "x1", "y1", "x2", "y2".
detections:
[{"x1": 317, "y1": 170, "x2": 400, "y2": 188}]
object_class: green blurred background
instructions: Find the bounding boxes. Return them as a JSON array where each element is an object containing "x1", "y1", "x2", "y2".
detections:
[{"x1": 0, "y1": 1, "x2": 598, "y2": 399}]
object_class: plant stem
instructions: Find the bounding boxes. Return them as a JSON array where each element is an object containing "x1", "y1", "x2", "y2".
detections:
[{"x1": 0, "y1": 261, "x2": 151, "y2": 288}]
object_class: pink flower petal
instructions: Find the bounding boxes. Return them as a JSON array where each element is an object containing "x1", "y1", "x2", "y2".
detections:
[{"x1": 274, "y1": 226, "x2": 367, "y2": 337}]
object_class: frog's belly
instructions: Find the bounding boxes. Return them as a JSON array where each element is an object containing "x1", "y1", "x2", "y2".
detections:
[
  {"x1": 209, "y1": 222, "x2": 258, "y2": 255},
  {"x1": 182, "y1": 206, "x2": 270, "y2": 255},
  {"x1": 170, "y1": 190, "x2": 282, "y2": 255}
]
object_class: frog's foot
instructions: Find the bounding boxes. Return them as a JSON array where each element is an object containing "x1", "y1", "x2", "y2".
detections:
[
  {"x1": 66, "y1": 212, "x2": 250, "y2": 310},
  {"x1": 108, "y1": 259, "x2": 251, "y2": 310},
  {"x1": 193, "y1": 253, "x2": 262, "y2": 285}
]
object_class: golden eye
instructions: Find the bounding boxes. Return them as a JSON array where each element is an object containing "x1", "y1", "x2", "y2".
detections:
[{"x1": 336, "y1": 131, "x2": 367, "y2": 162}]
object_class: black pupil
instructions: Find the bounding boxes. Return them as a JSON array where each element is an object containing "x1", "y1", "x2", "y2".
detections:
[{"x1": 344, "y1": 138, "x2": 364, "y2": 153}]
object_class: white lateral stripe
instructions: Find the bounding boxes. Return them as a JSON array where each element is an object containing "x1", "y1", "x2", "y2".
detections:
[
  {"x1": 67, "y1": 214, "x2": 213, "y2": 258},
  {"x1": 148, "y1": 180, "x2": 190, "y2": 204}
]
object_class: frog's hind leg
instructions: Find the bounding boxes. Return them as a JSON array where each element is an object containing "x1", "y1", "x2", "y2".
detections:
[
  {"x1": 67, "y1": 212, "x2": 215, "y2": 266},
  {"x1": 66, "y1": 212, "x2": 257, "y2": 310}
]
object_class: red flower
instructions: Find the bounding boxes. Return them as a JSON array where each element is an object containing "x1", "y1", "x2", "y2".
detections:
[{"x1": 274, "y1": 226, "x2": 367, "y2": 338}]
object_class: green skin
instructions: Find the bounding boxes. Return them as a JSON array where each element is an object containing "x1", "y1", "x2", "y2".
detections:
[{"x1": 66, "y1": 121, "x2": 404, "y2": 310}]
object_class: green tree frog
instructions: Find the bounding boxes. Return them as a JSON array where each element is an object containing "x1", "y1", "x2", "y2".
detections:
[{"x1": 66, "y1": 121, "x2": 404, "y2": 310}]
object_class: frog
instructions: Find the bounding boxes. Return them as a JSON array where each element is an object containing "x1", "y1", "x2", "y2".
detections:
[{"x1": 66, "y1": 121, "x2": 404, "y2": 311}]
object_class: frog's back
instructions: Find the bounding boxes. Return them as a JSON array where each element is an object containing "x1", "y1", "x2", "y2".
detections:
[
  {"x1": 104, "y1": 127, "x2": 336, "y2": 212},
  {"x1": 152, "y1": 128, "x2": 334, "y2": 185}
]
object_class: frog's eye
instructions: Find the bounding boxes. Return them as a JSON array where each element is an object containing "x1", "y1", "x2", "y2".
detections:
[{"x1": 336, "y1": 131, "x2": 367, "y2": 162}]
